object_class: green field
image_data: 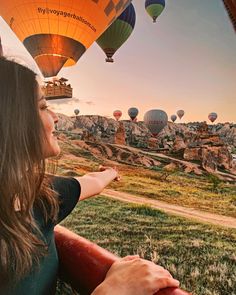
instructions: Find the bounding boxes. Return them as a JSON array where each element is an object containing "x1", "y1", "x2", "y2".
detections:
[
  {"x1": 57, "y1": 140, "x2": 236, "y2": 218},
  {"x1": 55, "y1": 140, "x2": 236, "y2": 294},
  {"x1": 109, "y1": 166, "x2": 236, "y2": 218},
  {"x1": 60, "y1": 197, "x2": 236, "y2": 295}
]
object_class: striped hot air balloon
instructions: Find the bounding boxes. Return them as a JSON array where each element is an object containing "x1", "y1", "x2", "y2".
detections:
[
  {"x1": 145, "y1": 0, "x2": 165, "y2": 23},
  {"x1": 0, "y1": 0, "x2": 131, "y2": 77},
  {"x1": 96, "y1": 3, "x2": 136, "y2": 62},
  {"x1": 144, "y1": 109, "x2": 168, "y2": 137},
  {"x1": 208, "y1": 112, "x2": 218, "y2": 123}
]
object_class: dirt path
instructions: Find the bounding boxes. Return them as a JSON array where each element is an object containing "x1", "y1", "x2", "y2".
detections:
[{"x1": 102, "y1": 189, "x2": 236, "y2": 229}]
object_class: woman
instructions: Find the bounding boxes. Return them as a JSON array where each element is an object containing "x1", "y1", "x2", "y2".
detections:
[{"x1": 0, "y1": 57, "x2": 179, "y2": 294}]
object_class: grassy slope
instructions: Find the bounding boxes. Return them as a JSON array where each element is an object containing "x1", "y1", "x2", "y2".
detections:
[
  {"x1": 61, "y1": 197, "x2": 236, "y2": 295},
  {"x1": 110, "y1": 166, "x2": 236, "y2": 218},
  {"x1": 57, "y1": 140, "x2": 236, "y2": 218},
  {"x1": 55, "y1": 140, "x2": 236, "y2": 294}
]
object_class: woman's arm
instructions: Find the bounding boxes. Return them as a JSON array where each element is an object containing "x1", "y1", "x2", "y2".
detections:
[{"x1": 75, "y1": 166, "x2": 119, "y2": 201}]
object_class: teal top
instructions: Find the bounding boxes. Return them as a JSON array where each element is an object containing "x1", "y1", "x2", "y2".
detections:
[{"x1": 2, "y1": 176, "x2": 81, "y2": 295}]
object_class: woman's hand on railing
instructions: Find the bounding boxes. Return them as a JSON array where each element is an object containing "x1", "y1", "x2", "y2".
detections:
[
  {"x1": 92, "y1": 255, "x2": 179, "y2": 295},
  {"x1": 55, "y1": 225, "x2": 191, "y2": 295}
]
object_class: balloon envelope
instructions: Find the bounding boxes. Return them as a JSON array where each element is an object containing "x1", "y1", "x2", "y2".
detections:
[
  {"x1": 208, "y1": 112, "x2": 217, "y2": 123},
  {"x1": 177, "y1": 110, "x2": 185, "y2": 119},
  {"x1": 144, "y1": 109, "x2": 168, "y2": 136},
  {"x1": 170, "y1": 114, "x2": 177, "y2": 122},
  {"x1": 74, "y1": 109, "x2": 80, "y2": 116},
  {"x1": 0, "y1": 0, "x2": 131, "y2": 77},
  {"x1": 145, "y1": 0, "x2": 165, "y2": 23},
  {"x1": 128, "y1": 107, "x2": 139, "y2": 121},
  {"x1": 96, "y1": 3, "x2": 136, "y2": 62},
  {"x1": 113, "y1": 110, "x2": 122, "y2": 121}
]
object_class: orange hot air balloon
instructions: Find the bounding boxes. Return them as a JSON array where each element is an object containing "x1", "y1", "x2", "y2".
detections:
[
  {"x1": 113, "y1": 110, "x2": 122, "y2": 121},
  {"x1": 0, "y1": 0, "x2": 131, "y2": 77}
]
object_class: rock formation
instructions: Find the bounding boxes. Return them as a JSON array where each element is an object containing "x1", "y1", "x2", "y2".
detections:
[
  {"x1": 183, "y1": 123, "x2": 234, "y2": 172},
  {"x1": 56, "y1": 114, "x2": 236, "y2": 175},
  {"x1": 71, "y1": 140, "x2": 161, "y2": 168},
  {"x1": 114, "y1": 122, "x2": 126, "y2": 145}
]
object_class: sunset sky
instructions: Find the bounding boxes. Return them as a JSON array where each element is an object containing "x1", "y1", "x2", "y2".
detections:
[{"x1": 0, "y1": 0, "x2": 235, "y2": 123}]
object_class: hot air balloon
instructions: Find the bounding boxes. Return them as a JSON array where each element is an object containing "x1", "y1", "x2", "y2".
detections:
[
  {"x1": 144, "y1": 109, "x2": 168, "y2": 137},
  {"x1": 0, "y1": 0, "x2": 131, "y2": 77},
  {"x1": 208, "y1": 112, "x2": 217, "y2": 123},
  {"x1": 113, "y1": 110, "x2": 122, "y2": 121},
  {"x1": 145, "y1": 0, "x2": 165, "y2": 23},
  {"x1": 74, "y1": 109, "x2": 80, "y2": 116},
  {"x1": 177, "y1": 110, "x2": 185, "y2": 120},
  {"x1": 96, "y1": 3, "x2": 136, "y2": 62},
  {"x1": 128, "y1": 107, "x2": 139, "y2": 121},
  {"x1": 170, "y1": 114, "x2": 177, "y2": 123}
]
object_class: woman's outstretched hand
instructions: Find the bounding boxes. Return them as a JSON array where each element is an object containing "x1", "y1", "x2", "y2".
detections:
[
  {"x1": 92, "y1": 256, "x2": 179, "y2": 295},
  {"x1": 98, "y1": 165, "x2": 121, "y2": 181},
  {"x1": 76, "y1": 165, "x2": 121, "y2": 200}
]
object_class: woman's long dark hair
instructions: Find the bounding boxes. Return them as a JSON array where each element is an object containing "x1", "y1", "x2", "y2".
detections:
[{"x1": 0, "y1": 57, "x2": 59, "y2": 286}]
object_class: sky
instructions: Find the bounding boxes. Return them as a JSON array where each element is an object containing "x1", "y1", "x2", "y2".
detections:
[{"x1": 0, "y1": 0, "x2": 236, "y2": 123}]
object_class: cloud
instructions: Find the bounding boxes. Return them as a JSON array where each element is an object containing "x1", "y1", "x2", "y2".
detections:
[
  {"x1": 49, "y1": 105, "x2": 64, "y2": 111},
  {"x1": 46, "y1": 96, "x2": 96, "y2": 117},
  {"x1": 84, "y1": 100, "x2": 95, "y2": 105},
  {"x1": 48, "y1": 97, "x2": 78, "y2": 106},
  {"x1": 48, "y1": 97, "x2": 95, "y2": 105}
]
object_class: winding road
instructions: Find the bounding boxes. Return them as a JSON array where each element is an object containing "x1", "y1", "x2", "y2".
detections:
[{"x1": 102, "y1": 189, "x2": 236, "y2": 229}]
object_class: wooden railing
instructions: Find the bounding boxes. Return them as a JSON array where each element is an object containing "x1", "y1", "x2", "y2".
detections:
[{"x1": 55, "y1": 225, "x2": 191, "y2": 295}]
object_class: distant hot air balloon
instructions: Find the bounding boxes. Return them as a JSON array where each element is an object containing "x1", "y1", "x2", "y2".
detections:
[
  {"x1": 144, "y1": 109, "x2": 168, "y2": 137},
  {"x1": 113, "y1": 110, "x2": 122, "y2": 121},
  {"x1": 74, "y1": 109, "x2": 80, "y2": 116},
  {"x1": 96, "y1": 3, "x2": 136, "y2": 62},
  {"x1": 128, "y1": 107, "x2": 139, "y2": 121},
  {"x1": 145, "y1": 0, "x2": 165, "y2": 23},
  {"x1": 0, "y1": 0, "x2": 131, "y2": 77},
  {"x1": 208, "y1": 112, "x2": 217, "y2": 123},
  {"x1": 170, "y1": 114, "x2": 177, "y2": 123},
  {"x1": 177, "y1": 110, "x2": 185, "y2": 120}
]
